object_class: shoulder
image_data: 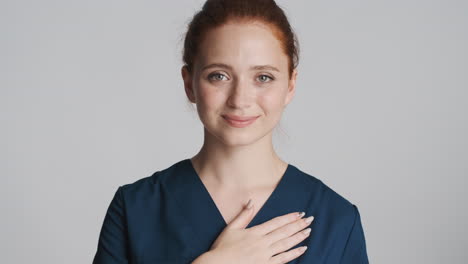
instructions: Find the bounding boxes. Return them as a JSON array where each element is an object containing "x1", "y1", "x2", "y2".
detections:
[{"x1": 116, "y1": 159, "x2": 183, "y2": 206}]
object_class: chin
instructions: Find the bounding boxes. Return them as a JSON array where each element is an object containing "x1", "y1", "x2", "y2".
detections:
[{"x1": 215, "y1": 127, "x2": 273, "y2": 147}]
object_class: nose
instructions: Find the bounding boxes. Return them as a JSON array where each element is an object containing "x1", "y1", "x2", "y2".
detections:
[{"x1": 226, "y1": 77, "x2": 253, "y2": 109}]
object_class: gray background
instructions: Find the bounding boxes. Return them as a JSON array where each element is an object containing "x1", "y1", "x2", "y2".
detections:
[{"x1": 2, "y1": 0, "x2": 467, "y2": 263}]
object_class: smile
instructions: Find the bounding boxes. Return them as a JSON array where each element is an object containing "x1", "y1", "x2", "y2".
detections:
[{"x1": 222, "y1": 115, "x2": 259, "y2": 128}]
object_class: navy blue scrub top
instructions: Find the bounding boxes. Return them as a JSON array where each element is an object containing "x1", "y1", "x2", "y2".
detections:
[{"x1": 93, "y1": 159, "x2": 369, "y2": 264}]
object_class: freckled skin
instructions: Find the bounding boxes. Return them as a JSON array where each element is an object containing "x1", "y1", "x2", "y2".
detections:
[{"x1": 182, "y1": 21, "x2": 298, "y2": 147}]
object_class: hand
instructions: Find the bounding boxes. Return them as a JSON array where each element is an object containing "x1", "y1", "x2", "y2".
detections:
[{"x1": 202, "y1": 199, "x2": 314, "y2": 264}]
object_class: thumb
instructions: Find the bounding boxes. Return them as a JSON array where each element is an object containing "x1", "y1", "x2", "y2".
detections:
[{"x1": 227, "y1": 199, "x2": 255, "y2": 229}]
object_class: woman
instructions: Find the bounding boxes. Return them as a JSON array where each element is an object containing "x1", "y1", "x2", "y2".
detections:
[{"x1": 93, "y1": 0, "x2": 369, "y2": 263}]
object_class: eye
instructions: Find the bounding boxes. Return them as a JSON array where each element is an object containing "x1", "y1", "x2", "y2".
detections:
[
  {"x1": 257, "y1": 74, "x2": 274, "y2": 83},
  {"x1": 208, "y1": 72, "x2": 228, "y2": 81}
]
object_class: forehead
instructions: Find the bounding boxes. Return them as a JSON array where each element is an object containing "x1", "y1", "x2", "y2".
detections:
[{"x1": 195, "y1": 21, "x2": 288, "y2": 70}]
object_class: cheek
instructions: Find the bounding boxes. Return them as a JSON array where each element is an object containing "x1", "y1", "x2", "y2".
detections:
[
  {"x1": 197, "y1": 85, "x2": 225, "y2": 112},
  {"x1": 257, "y1": 89, "x2": 286, "y2": 113}
]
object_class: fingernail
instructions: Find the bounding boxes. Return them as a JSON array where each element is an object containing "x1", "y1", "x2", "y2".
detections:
[
  {"x1": 297, "y1": 212, "x2": 305, "y2": 218},
  {"x1": 305, "y1": 216, "x2": 314, "y2": 224}
]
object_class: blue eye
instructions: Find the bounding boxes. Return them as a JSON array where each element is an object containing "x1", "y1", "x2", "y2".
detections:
[{"x1": 208, "y1": 73, "x2": 228, "y2": 81}]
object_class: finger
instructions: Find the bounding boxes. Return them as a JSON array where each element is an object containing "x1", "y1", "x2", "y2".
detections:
[
  {"x1": 250, "y1": 212, "x2": 303, "y2": 235},
  {"x1": 269, "y1": 227, "x2": 311, "y2": 255},
  {"x1": 269, "y1": 246, "x2": 308, "y2": 264},
  {"x1": 227, "y1": 198, "x2": 255, "y2": 229},
  {"x1": 267, "y1": 216, "x2": 314, "y2": 245}
]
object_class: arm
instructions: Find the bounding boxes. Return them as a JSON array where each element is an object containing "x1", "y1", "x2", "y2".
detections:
[
  {"x1": 92, "y1": 186, "x2": 129, "y2": 264},
  {"x1": 339, "y1": 204, "x2": 369, "y2": 264}
]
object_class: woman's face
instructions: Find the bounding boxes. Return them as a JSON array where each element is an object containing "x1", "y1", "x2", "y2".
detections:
[{"x1": 182, "y1": 21, "x2": 297, "y2": 147}]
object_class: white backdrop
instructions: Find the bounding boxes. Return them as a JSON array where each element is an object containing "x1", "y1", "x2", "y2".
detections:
[{"x1": 2, "y1": 0, "x2": 467, "y2": 263}]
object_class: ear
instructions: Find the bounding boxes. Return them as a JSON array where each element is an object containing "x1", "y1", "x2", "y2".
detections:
[
  {"x1": 181, "y1": 65, "x2": 196, "y2": 104},
  {"x1": 284, "y1": 68, "x2": 297, "y2": 107}
]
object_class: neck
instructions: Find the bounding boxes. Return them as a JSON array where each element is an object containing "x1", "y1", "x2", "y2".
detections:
[{"x1": 190, "y1": 127, "x2": 288, "y2": 190}]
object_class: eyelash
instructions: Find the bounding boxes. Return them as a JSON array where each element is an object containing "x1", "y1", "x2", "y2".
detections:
[
  {"x1": 207, "y1": 72, "x2": 274, "y2": 83},
  {"x1": 207, "y1": 73, "x2": 228, "y2": 81}
]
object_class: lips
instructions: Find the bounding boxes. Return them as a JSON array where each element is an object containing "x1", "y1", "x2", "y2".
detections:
[
  {"x1": 222, "y1": 114, "x2": 259, "y2": 128},
  {"x1": 222, "y1": 114, "x2": 259, "y2": 121}
]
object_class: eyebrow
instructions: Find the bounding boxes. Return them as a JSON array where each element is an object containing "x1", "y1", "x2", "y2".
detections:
[{"x1": 201, "y1": 63, "x2": 280, "y2": 72}]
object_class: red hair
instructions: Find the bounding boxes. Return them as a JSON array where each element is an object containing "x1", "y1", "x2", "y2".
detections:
[{"x1": 182, "y1": 0, "x2": 300, "y2": 79}]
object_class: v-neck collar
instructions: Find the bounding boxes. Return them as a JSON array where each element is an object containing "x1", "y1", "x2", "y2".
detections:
[
  {"x1": 185, "y1": 158, "x2": 293, "y2": 228},
  {"x1": 164, "y1": 158, "x2": 300, "y2": 254}
]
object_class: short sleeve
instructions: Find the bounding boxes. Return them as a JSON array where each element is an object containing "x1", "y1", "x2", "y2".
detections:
[
  {"x1": 93, "y1": 186, "x2": 129, "y2": 264},
  {"x1": 339, "y1": 204, "x2": 369, "y2": 264}
]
